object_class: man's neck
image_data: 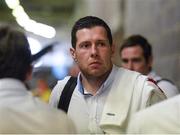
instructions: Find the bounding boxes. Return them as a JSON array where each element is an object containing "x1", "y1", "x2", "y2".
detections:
[{"x1": 80, "y1": 70, "x2": 112, "y2": 95}]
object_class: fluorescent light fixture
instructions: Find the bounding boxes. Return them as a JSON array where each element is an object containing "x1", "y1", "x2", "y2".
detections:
[
  {"x1": 5, "y1": 0, "x2": 56, "y2": 38},
  {"x1": 5, "y1": 0, "x2": 19, "y2": 9}
]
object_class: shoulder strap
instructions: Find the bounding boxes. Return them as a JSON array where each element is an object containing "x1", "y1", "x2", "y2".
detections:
[
  {"x1": 58, "y1": 76, "x2": 77, "y2": 113},
  {"x1": 156, "y1": 78, "x2": 175, "y2": 85}
]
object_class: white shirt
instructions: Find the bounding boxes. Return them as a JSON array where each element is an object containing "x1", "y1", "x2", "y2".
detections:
[
  {"x1": 0, "y1": 78, "x2": 76, "y2": 134},
  {"x1": 50, "y1": 66, "x2": 115, "y2": 133},
  {"x1": 49, "y1": 65, "x2": 166, "y2": 133},
  {"x1": 148, "y1": 71, "x2": 179, "y2": 98}
]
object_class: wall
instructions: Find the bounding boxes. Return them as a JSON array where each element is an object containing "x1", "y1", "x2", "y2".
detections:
[{"x1": 123, "y1": 0, "x2": 180, "y2": 89}]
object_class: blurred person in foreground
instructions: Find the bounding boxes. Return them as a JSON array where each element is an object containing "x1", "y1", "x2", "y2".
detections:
[
  {"x1": 0, "y1": 25, "x2": 75, "y2": 134},
  {"x1": 127, "y1": 93, "x2": 180, "y2": 133},
  {"x1": 119, "y1": 35, "x2": 179, "y2": 98},
  {"x1": 49, "y1": 16, "x2": 166, "y2": 134}
]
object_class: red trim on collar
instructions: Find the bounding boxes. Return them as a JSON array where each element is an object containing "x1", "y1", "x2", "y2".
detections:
[
  {"x1": 147, "y1": 77, "x2": 157, "y2": 85},
  {"x1": 147, "y1": 77, "x2": 165, "y2": 95}
]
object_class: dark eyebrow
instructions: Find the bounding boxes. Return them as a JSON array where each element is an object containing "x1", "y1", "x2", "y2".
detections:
[
  {"x1": 79, "y1": 41, "x2": 90, "y2": 45},
  {"x1": 96, "y1": 39, "x2": 109, "y2": 43}
]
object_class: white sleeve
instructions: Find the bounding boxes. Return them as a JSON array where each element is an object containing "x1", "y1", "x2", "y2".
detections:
[
  {"x1": 49, "y1": 76, "x2": 71, "y2": 108},
  {"x1": 143, "y1": 77, "x2": 167, "y2": 107},
  {"x1": 157, "y1": 80, "x2": 179, "y2": 98}
]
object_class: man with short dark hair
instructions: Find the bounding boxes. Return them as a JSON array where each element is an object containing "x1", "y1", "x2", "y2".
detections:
[
  {"x1": 0, "y1": 26, "x2": 75, "y2": 133},
  {"x1": 49, "y1": 16, "x2": 166, "y2": 134},
  {"x1": 119, "y1": 35, "x2": 179, "y2": 98}
]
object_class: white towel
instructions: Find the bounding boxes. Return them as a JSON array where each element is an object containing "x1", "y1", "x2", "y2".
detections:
[{"x1": 100, "y1": 68, "x2": 142, "y2": 133}]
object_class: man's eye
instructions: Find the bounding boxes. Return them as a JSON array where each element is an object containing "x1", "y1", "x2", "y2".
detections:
[
  {"x1": 80, "y1": 44, "x2": 90, "y2": 48},
  {"x1": 99, "y1": 43, "x2": 105, "y2": 46},
  {"x1": 97, "y1": 42, "x2": 107, "y2": 47},
  {"x1": 122, "y1": 59, "x2": 128, "y2": 63}
]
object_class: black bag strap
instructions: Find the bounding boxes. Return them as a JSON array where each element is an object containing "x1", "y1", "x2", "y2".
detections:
[
  {"x1": 156, "y1": 78, "x2": 175, "y2": 85},
  {"x1": 58, "y1": 76, "x2": 77, "y2": 113}
]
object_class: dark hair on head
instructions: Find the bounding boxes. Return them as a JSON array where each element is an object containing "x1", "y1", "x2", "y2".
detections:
[
  {"x1": 120, "y1": 35, "x2": 152, "y2": 63},
  {"x1": 71, "y1": 16, "x2": 113, "y2": 48},
  {"x1": 0, "y1": 25, "x2": 32, "y2": 81}
]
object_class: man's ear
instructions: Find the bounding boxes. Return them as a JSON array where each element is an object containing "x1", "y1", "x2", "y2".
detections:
[
  {"x1": 70, "y1": 48, "x2": 77, "y2": 62},
  {"x1": 26, "y1": 65, "x2": 33, "y2": 81}
]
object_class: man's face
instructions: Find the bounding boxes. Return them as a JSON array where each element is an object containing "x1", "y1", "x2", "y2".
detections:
[
  {"x1": 70, "y1": 26, "x2": 114, "y2": 78},
  {"x1": 120, "y1": 45, "x2": 151, "y2": 75}
]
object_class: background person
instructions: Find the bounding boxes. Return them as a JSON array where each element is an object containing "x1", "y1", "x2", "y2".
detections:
[
  {"x1": 0, "y1": 25, "x2": 75, "y2": 134},
  {"x1": 119, "y1": 35, "x2": 179, "y2": 98},
  {"x1": 49, "y1": 16, "x2": 166, "y2": 134}
]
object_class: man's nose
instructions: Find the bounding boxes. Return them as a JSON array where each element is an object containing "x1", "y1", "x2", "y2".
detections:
[
  {"x1": 90, "y1": 45, "x2": 98, "y2": 57},
  {"x1": 126, "y1": 61, "x2": 134, "y2": 70}
]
